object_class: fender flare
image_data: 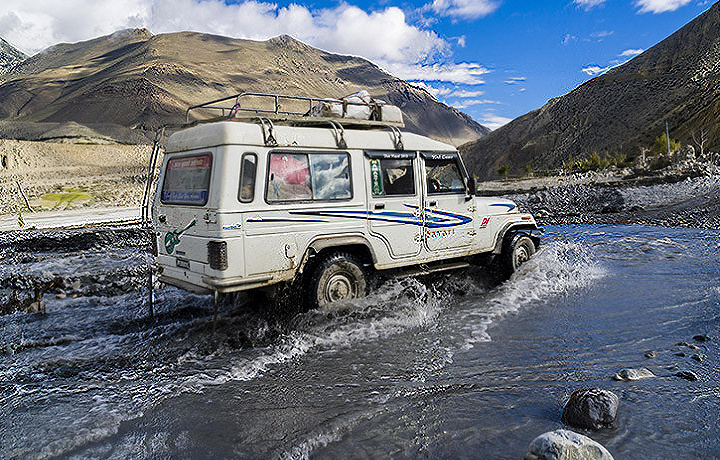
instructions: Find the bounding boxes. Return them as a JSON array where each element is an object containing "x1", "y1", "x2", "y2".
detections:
[
  {"x1": 492, "y1": 222, "x2": 542, "y2": 255},
  {"x1": 298, "y1": 235, "x2": 377, "y2": 274}
]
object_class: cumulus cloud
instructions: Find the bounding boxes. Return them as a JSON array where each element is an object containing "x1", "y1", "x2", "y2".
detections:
[
  {"x1": 574, "y1": 0, "x2": 606, "y2": 10},
  {"x1": 635, "y1": 0, "x2": 692, "y2": 13},
  {"x1": 581, "y1": 65, "x2": 610, "y2": 76},
  {"x1": 620, "y1": 48, "x2": 644, "y2": 56},
  {"x1": 428, "y1": 0, "x2": 500, "y2": 20},
  {"x1": 0, "y1": 0, "x2": 493, "y2": 86}
]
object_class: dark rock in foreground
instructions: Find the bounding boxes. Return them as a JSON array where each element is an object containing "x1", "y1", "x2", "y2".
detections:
[
  {"x1": 674, "y1": 371, "x2": 699, "y2": 381},
  {"x1": 692, "y1": 334, "x2": 711, "y2": 342},
  {"x1": 562, "y1": 388, "x2": 619, "y2": 430},
  {"x1": 525, "y1": 429, "x2": 614, "y2": 460}
]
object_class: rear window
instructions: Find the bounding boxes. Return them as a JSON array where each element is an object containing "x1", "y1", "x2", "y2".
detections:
[{"x1": 161, "y1": 153, "x2": 212, "y2": 205}]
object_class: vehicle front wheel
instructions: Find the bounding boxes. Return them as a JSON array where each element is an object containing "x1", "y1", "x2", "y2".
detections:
[
  {"x1": 499, "y1": 232, "x2": 536, "y2": 278},
  {"x1": 307, "y1": 252, "x2": 367, "y2": 308}
]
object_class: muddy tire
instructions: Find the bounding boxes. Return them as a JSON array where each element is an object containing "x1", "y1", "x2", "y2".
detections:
[
  {"x1": 307, "y1": 252, "x2": 367, "y2": 308},
  {"x1": 499, "y1": 232, "x2": 535, "y2": 278}
]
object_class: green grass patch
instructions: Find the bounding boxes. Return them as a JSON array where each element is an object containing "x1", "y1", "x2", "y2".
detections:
[{"x1": 40, "y1": 191, "x2": 92, "y2": 209}]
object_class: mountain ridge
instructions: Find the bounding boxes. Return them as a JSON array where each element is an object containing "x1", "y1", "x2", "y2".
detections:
[{"x1": 0, "y1": 30, "x2": 489, "y2": 146}]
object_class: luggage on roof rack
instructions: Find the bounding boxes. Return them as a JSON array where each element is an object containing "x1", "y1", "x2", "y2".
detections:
[{"x1": 185, "y1": 91, "x2": 404, "y2": 128}]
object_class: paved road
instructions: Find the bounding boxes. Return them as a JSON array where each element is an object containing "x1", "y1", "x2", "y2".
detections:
[{"x1": 0, "y1": 207, "x2": 142, "y2": 232}]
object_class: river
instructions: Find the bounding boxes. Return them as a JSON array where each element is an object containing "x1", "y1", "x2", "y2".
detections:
[{"x1": 1, "y1": 225, "x2": 718, "y2": 459}]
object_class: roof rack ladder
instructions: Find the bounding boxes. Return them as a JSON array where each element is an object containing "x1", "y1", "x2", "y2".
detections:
[
  {"x1": 141, "y1": 126, "x2": 165, "y2": 225},
  {"x1": 257, "y1": 117, "x2": 278, "y2": 147},
  {"x1": 390, "y1": 126, "x2": 404, "y2": 151},
  {"x1": 328, "y1": 121, "x2": 347, "y2": 149}
]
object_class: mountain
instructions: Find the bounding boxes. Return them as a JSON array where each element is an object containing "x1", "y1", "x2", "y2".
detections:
[
  {"x1": 0, "y1": 29, "x2": 488, "y2": 146},
  {"x1": 461, "y1": 1, "x2": 720, "y2": 179},
  {"x1": 0, "y1": 37, "x2": 27, "y2": 73}
]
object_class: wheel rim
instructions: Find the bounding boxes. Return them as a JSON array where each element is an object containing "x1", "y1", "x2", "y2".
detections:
[
  {"x1": 324, "y1": 273, "x2": 356, "y2": 302},
  {"x1": 513, "y1": 244, "x2": 530, "y2": 268}
]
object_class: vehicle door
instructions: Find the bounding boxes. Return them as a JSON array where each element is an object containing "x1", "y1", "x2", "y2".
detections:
[
  {"x1": 365, "y1": 150, "x2": 422, "y2": 258},
  {"x1": 421, "y1": 152, "x2": 475, "y2": 252},
  {"x1": 155, "y1": 150, "x2": 215, "y2": 265}
]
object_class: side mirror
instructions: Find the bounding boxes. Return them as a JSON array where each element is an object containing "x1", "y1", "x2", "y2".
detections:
[{"x1": 466, "y1": 177, "x2": 477, "y2": 196}]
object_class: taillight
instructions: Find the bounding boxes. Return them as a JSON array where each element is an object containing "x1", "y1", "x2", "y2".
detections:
[{"x1": 208, "y1": 241, "x2": 228, "y2": 270}]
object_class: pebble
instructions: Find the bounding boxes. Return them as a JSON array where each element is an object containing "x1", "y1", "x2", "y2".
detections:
[
  {"x1": 673, "y1": 371, "x2": 699, "y2": 381},
  {"x1": 676, "y1": 342, "x2": 700, "y2": 350},
  {"x1": 613, "y1": 368, "x2": 655, "y2": 381},
  {"x1": 55, "y1": 293, "x2": 67, "y2": 299},
  {"x1": 690, "y1": 354, "x2": 705, "y2": 362},
  {"x1": 692, "y1": 334, "x2": 711, "y2": 342},
  {"x1": 644, "y1": 350, "x2": 657, "y2": 359}
]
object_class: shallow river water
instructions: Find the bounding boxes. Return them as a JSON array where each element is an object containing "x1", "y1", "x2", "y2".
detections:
[{"x1": 1, "y1": 225, "x2": 719, "y2": 459}]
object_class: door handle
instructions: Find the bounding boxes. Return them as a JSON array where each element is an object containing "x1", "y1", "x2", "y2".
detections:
[
  {"x1": 428, "y1": 201, "x2": 437, "y2": 207},
  {"x1": 374, "y1": 203, "x2": 385, "y2": 210}
]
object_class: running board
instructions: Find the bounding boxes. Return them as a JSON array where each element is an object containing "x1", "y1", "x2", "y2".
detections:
[{"x1": 395, "y1": 260, "x2": 471, "y2": 278}]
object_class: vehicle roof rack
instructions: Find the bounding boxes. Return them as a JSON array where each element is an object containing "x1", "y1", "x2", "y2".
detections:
[{"x1": 185, "y1": 91, "x2": 405, "y2": 129}]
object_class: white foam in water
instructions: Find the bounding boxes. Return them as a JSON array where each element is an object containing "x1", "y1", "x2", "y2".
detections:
[
  {"x1": 183, "y1": 278, "x2": 444, "y2": 387},
  {"x1": 458, "y1": 241, "x2": 606, "y2": 350}
]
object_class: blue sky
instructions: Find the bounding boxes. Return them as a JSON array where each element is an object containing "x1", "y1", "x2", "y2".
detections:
[{"x1": 0, "y1": 0, "x2": 714, "y2": 129}]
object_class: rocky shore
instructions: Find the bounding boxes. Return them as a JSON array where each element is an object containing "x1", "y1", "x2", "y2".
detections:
[{"x1": 478, "y1": 160, "x2": 720, "y2": 229}]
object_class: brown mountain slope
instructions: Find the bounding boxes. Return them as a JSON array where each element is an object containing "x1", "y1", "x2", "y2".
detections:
[
  {"x1": 461, "y1": 1, "x2": 720, "y2": 179},
  {"x1": 0, "y1": 29, "x2": 488, "y2": 146}
]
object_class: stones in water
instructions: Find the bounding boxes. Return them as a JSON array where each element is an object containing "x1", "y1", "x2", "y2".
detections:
[
  {"x1": 562, "y1": 388, "x2": 619, "y2": 430},
  {"x1": 690, "y1": 353, "x2": 705, "y2": 362},
  {"x1": 644, "y1": 350, "x2": 657, "y2": 359},
  {"x1": 692, "y1": 334, "x2": 711, "y2": 342},
  {"x1": 613, "y1": 368, "x2": 655, "y2": 381},
  {"x1": 676, "y1": 341, "x2": 700, "y2": 350},
  {"x1": 673, "y1": 371, "x2": 699, "y2": 381},
  {"x1": 524, "y1": 429, "x2": 614, "y2": 460}
]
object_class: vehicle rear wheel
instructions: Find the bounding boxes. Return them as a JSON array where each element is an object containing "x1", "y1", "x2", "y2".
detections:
[
  {"x1": 499, "y1": 232, "x2": 536, "y2": 278},
  {"x1": 308, "y1": 252, "x2": 367, "y2": 308}
]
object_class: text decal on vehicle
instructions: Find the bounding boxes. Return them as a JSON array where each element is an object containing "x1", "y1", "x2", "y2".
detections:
[
  {"x1": 165, "y1": 219, "x2": 197, "y2": 254},
  {"x1": 369, "y1": 159, "x2": 384, "y2": 196}
]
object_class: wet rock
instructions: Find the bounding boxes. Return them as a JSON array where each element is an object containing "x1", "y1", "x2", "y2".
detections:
[
  {"x1": 691, "y1": 354, "x2": 705, "y2": 362},
  {"x1": 644, "y1": 350, "x2": 657, "y2": 359},
  {"x1": 692, "y1": 334, "x2": 711, "y2": 342},
  {"x1": 562, "y1": 388, "x2": 619, "y2": 430},
  {"x1": 673, "y1": 371, "x2": 699, "y2": 381},
  {"x1": 524, "y1": 429, "x2": 614, "y2": 460},
  {"x1": 613, "y1": 368, "x2": 655, "y2": 381},
  {"x1": 675, "y1": 352, "x2": 687, "y2": 357},
  {"x1": 676, "y1": 341, "x2": 700, "y2": 350}
]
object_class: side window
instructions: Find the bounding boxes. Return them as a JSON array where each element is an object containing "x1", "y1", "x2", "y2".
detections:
[
  {"x1": 238, "y1": 153, "x2": 257, "y2": 202},
  {"x1": 370, "y1": 158, "x2": 415, "y2": 196},
  {"x1": 425, "y1": 158, "x2": 465, "y2": 194},
  {"x1": 310, "y1": 153, "x2": 351, "y2": 200},
  {"x1": 266, "y1": 152, "x2": 352, "y2": 202}
]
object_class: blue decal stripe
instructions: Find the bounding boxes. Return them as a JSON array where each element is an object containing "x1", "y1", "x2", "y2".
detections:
[
  {"x1": 489, "y1": 203, "x2": 516, "y2": 211},
  {"x1": 247, "y1": 218, "x2": 328, "y2": 223}
]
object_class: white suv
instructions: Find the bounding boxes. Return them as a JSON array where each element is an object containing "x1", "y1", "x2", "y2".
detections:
[{"x1": 148, "y1": 94, "x2": 540, "y2": 307}]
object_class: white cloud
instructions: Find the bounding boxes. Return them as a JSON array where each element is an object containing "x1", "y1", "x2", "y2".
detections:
[
  {"x1": 478, "y1": 113, "x2": 512, "y2": 130},
  {"x1": 562, "y1": 34, "x2": 577, "y2": 45},
  {"x1": 590, "y1": 30, "x2": 614, "y2": 40},
  {"x1": 574, "y1": 0, "x2": 607, "y2": 10},
  {"x1": 393, "y1": 62, "x2": 489, "y2": 85},
  {"x1": 503, "y1": 77, "x2": 526, "y2": 84},
  {"x1": 635, "y1": 0, "x2": 692, "y2": 13},
  {"x1": 452, "y1": 99, "x2": 500, "y2": 107},
  {"x1": 581, "y1": 65, "x2": 610, "y2": 76},
  {"x1": 0, "y1": 0, "x2": 494, "y2": 86},
  {"x1": 429, "y1": 0, "x2": 500, "y2": 20},
  {"x1": 619, "y1": 48, "x2": 644, "y2": 56}
]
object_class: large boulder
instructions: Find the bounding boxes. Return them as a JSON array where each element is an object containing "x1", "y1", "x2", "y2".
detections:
[
  {"x1": 524, "y1": 429, "x2": 614, "y2": 460},
  {"x1": 561, "y1": 388, "x2": 619, "y2": 430}
]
